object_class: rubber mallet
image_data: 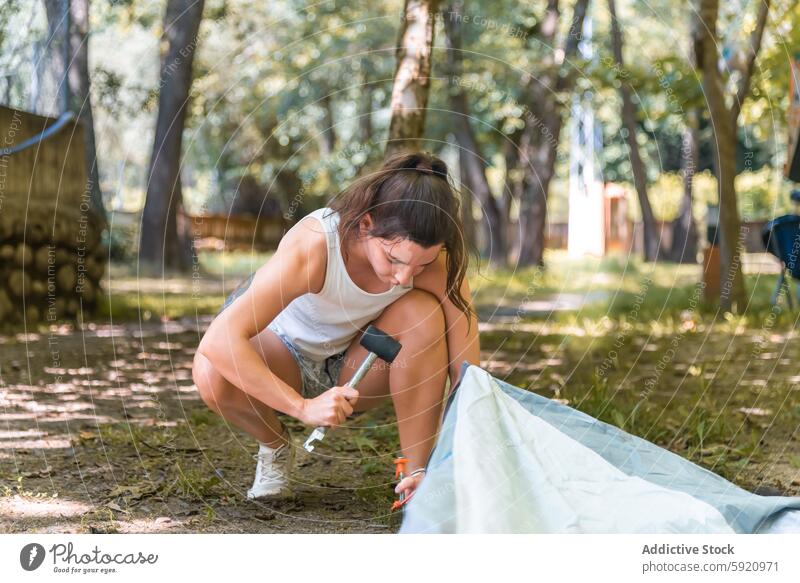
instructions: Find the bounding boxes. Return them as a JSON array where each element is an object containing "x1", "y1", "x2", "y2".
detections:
[{"x1": 302, "y1": 325, "x2": 401, "y2": 452}]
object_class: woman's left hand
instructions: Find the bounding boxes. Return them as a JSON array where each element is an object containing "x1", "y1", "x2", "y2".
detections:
[{"x1": 394, "y1": 470, "x2": 425, "y2": 501}]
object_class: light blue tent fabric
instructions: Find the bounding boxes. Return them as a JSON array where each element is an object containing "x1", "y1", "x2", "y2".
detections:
[{"x1": 400, "y1": 363, "x2": 800, "y2": 534}]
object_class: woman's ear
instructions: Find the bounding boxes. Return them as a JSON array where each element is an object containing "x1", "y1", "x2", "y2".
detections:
[{"x1": 358, "y1": 213, "x2": 373, "y2": 236}]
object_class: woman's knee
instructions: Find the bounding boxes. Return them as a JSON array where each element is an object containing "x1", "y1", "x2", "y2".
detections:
[
  {"x1": 192, "y1": 352, "x2": 229, "y2": 413},
  {"x1": 383, "y1": 289, "x2": 446, "y2": 343}
]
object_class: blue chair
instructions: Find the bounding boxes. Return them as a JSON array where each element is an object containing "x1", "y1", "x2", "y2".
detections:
[{"x1": 762, "y1": 214, "x2": 800, "y2": 308}]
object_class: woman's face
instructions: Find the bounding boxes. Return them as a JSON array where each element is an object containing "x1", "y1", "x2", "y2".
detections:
[{"x1": 359, "y1": 216, "x2": 442, "y2": 287}]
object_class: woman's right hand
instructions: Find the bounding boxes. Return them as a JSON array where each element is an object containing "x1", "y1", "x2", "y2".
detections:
[{"x1": 299, "y1": 385, "x2": 359, "y2": 427}]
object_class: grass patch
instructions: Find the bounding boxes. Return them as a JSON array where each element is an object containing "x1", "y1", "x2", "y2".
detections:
[
  {"x1": 473, "y1": 250, "x2": 791, "y2": 325},
  {"x1": 92, "y1": 249, "x2": 795, "y2": 328},
  {"x1": 198, "y1": 250, "x2": 272, "y2": 278},
  {"x1": 96, "y1": 289, "x2": 223, "y2": 321}
]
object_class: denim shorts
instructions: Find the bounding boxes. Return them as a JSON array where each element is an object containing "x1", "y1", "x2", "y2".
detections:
[
  {"x1": 266, "y1": 321, "x2": 347, "y2": 399},
  {"x1": 218, "y1": 274, "x2": 346, "y2": 399}
]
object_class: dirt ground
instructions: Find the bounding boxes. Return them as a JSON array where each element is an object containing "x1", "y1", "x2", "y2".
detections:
[
  {"x1": 0, "y1": 316, "x2": 414, "y2": 533},
  {"x1": 2, "y1": 297, "x2": 799, "y2": 533}
]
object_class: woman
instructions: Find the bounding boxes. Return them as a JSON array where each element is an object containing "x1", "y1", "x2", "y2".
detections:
[{"x1": 192, "y1": 151, "x2": 480, "y2": 503}]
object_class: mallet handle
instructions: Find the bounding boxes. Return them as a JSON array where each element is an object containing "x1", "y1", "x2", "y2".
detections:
[
  {"x1": 303, "y1": 351, "x2": 378, "y2": 450},
  {"x1": 347, "y1": 351, "x2": 378, "y2": 389}
]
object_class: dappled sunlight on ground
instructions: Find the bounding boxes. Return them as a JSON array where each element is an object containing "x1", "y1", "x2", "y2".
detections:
[
  {"x1": 0, "y1": 495, "x2": 92, "y2": 518},
  {"x1": 2, "y1": 257, "x2": 799, "y2": 532},
  {"x1": 114, "y1": 516, "x2": 187, "y2": 533}
]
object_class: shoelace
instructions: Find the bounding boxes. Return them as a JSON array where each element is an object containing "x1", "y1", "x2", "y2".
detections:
[{"x1": 253, "y1": 445, "x2": 288, "y2": 483}]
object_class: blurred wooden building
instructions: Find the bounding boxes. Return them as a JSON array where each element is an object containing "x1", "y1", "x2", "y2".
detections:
[{"x1": 0, "y1": 105, "x2": 106, "y2": 324}]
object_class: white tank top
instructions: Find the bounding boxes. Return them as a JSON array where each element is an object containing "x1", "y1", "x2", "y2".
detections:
[{"x1": 270, "y1": 207, "x2": 414, "y2": 361}]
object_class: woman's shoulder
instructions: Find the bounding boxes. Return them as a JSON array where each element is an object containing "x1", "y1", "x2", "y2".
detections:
[
  {"x1": 290, "y1": 207, "x2": 337, "y2": 236},
  {"x1": 275, "y1": 211, "x2": 329, "y2": 293},
  {"x1": 411, "y1": 250, "x2": 448, "y2": 298}
]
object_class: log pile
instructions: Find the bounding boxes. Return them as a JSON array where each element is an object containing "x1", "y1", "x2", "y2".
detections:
[
  {"x1": 2, "y1": 105, "x2": 107, "y2": 327},
  {"x1": 0, "y1": 206, "x2": 105, "y2": 325}
]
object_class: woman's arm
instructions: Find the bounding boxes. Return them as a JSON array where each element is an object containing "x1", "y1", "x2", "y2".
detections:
[
  {"x1": 197, "y1": 219, "x2": 327, "y2": 420},
  {"x1": 414, "y1": 253, "x2": 481, "y2": 388}
]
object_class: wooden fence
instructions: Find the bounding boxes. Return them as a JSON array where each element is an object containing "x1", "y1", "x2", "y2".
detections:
[{"x1": 181, "y1": 212, "x2": 287, "y2": 251}]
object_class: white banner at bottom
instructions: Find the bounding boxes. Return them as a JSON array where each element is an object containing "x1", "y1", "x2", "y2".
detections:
[{"x1": 1, "y1": 534, "x2": 799, "y2": 582}]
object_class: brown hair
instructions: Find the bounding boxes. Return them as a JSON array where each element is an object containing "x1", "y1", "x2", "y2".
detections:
[{"x1": 328, "y1": 151, "x2": 475, "y2": 327}]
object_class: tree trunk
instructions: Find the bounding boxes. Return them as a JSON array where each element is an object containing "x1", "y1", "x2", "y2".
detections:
[
  {"x1": 502, "y1": 128, "x2": 523, "y2": 255},
  {"x1": 502, "y1": 127, "x2": 523, "y2": 224},
  {"x1": 41, "y1": 0, "x2": 69, "y2": 114},
  {"x1": 359, "y1": 71, "x2": 373, "y2": 144},
  {"x1": 517, "y1": 184, "x2": 548, "y2": 266},
  {"x1": 608, "y1": 0, "x2": 657, "y2": 261},
  {"x1": 386, "y1": 0, "x2": 441, "y2": 157},
  {"x1": 459, "y1": 157, "x2": 476, "y2": 251},
  {"x1": 354, "y1": 71, "x2": 375, "y2": 176},
  {"x1": 443, "y1": 0, "x2": 506, "y2": 267},
  {"x1": 61, "y1": 0, "x2": 106, "y2": 223},
  {"x1": 714, "y1": 115, "x2": 745, "y2": 311},
  {"x1": 516, "y1": 0, "x2": 590, "y2": 267},
  {"x1": 694, "y1": 0, "x2": 747, "y2": 311},
  {"x1": 669, "y1": 110, "x2": 699, "y2": 263},
  {"x1": 458, "y1": 144, "x2": 506, "y2": 267},
  {"x1": 139, "y1": 0, "x2": 204, "y2": 273},
  {"x1": 518, "y1": 122, "x2": 555, "y2": 266},
  {"x1": 316, "y1": 93, "x2": 337, "y2": 156}
]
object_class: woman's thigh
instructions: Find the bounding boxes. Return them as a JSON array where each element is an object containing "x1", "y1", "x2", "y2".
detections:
[
  {"x1": 335, "y1": 289, "x2": 445, "y2": 413},
  {"x1": 195, "y1": 323, "x2": 304, "y2": 406},
  {"x1": 248, "y1": 326, "x2": 304, "y2": 394}
]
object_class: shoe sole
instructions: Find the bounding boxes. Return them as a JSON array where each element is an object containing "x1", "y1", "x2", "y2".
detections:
[{"x1": 246, "y1": 489, "x2": 294, "y2": 500}]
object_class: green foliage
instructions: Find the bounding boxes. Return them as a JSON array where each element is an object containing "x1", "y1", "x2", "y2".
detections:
[
  {"x1": 622, "y1": 168, "x2": 789, "y2": 223},
  {"x1": 4, "y1": 0, "x2": 797, "y2": 270},
  {"x1": 736, "y1": 167, "x2": 784, "y2": 221}
]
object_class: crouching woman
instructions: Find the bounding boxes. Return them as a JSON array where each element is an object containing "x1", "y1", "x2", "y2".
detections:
[{"x1": 192, "y1": 151, "x2": 480, "y2": 502}]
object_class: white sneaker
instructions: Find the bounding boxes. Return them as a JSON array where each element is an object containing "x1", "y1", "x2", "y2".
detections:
[{"x1": 246, "y1": 432, "x2": 295, "y2": 499}]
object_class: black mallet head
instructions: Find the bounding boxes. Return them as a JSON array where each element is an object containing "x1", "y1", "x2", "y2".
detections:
[{"x1": 360, "y1": 325, "x2": 402, "y2": 363}]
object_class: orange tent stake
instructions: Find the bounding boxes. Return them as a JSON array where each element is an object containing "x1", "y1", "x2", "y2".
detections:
[{"x1": 391, "y1": 457, "x2": 409, "y2": 512}]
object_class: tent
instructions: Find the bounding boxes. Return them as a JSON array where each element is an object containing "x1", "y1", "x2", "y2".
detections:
[{"x1": 400, "y1": 363, "x2": 800, "y2": 534}]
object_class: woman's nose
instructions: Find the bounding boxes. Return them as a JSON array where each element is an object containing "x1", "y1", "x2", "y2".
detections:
[{"x1": 394, "y1": 266, "x2": 413, "y2": 286}]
